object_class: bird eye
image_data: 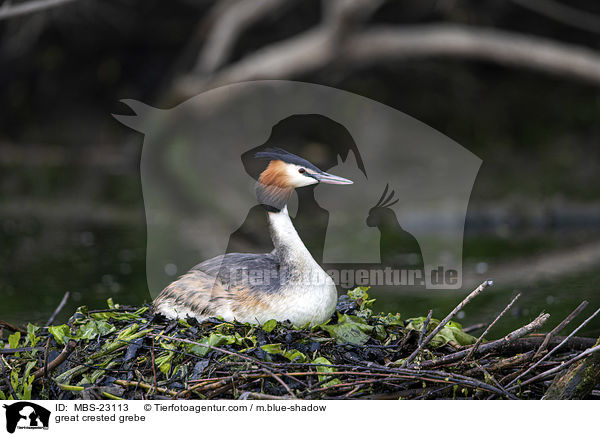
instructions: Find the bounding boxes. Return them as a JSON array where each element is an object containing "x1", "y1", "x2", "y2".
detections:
[{"x1": 298, "y1": 168, "x2": 306, "y2": 174}]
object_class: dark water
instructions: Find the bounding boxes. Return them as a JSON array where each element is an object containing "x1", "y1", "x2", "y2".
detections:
[
  {"x1": 374, "y1": 268, "x2": 600, "y2": 339},
  {"x1": 1, "y1": 212, "x2": 599, "y2": 339},
  {"x1": 1, "y1": 160, "x2": 599, "y2": 337}
]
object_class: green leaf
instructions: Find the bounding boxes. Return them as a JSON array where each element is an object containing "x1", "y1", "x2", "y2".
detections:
[
  {"x1": 10, "y1": 369, "x2": 19, "y2": 395},
  {"x1": 57, "y1": 383, "x2": 85, "y2": 392},
  {"x1": 47, "y1": 325, "x2": 71, "y2": 345},
  {"x1": 23, "y1": 361, "x2": 36, "y2": 380},
  {"x1": 320, "y1": 313, "x2": 373, "y2": 345},
  {"x1": 260, "y1": 343, "x2": 284, "y2": 354},
  {"x1": 347, "y1": 286, "x2": 370, "y2": 301},
  {"x1": 90, "y1": 307, "x2": 147, "y2": 321},
  {"x1": 178, "y1": 319, "x2": 192, "y2": 328},
  {"x1": 26, "y1": 324, "x2": 40, "y2": 347},
  {"x1": 72, "y1": 305, "x2": 89, "y2": 319},
  {"x1": 346, "y1": 287, "x2": 375, "y2": 318},
  {"x1": 75, "y1": 319, "x2": 116, "y2": 340},
  {"x1": 48, "y1": 320, "x2": 114, "y2": 344},
  {"x1": 282, "y1": 349, "x2": 306, "y2": 362},
  {"x1": 373, "y1": 324, "x2": 387, "y2": 341},
  {"x1": 261, "y1": 319, "x2": 278, "y2": 333},
  {"x1": 312, "y1": 357, "x2": 341, "y2": 387},
  {"x1": 8, "y1": 332, "x2": 21, "y2": 349},
  {"x1": 260, "y1": 344, "x2": 306, "y2": 362},
  {"x1": 189, "y1": 333, "x2": 238, "y2": 357},
  {"x1": 377, "y1": 313, "x2": 404, "y2": 326},
  {"x1": 436, "y1": 321, "x2": 477, "y2": 347},
  {"x1": 155, "y1": 342, "x2": 176, "y2": 375},
  {"x1": 405, "y1": 317, "x2": 476, "y2": 348},
  {"x1": 21, "y1": 375, "x2": 34, "y2": 400},
  {"x1": 106, "y1": 298, "x2": 115, "y2": 309}
]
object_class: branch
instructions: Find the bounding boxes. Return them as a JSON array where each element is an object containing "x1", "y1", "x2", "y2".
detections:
[
  {"x1": 345, "y1": 25, "x2": 600, "y2": 85},
  {"x1": 418, "y1": 312, "x2": 551, "y2": 369},
  {"x1": 417, "y1": 310, "x2": 433, "y2": 347},
  {"x1": 401, "y1": 280, "x2": 493, "y2": 368},
  {"x1": 532, "y1": 344, "x2": 600, "y2": 395},
  {"x1": 0, "y1": 320, "x2": 26, "y2": 333},
  {"x1": 45, "y1": 291, "x2": 70, "y2": 327},
  {"x1": 172, "y1": 23, "x2": 600, "y2": 100},
  {"x1": 464, "y1": 292, "x2": 521, "y2": 362},
  {"x1": 0, "y1": 0, "x2": 80, "y2": 21},
  {"x1": 506, "y1": 306, "x2": 600, "y2": 389},
  {"x1": 195, "y1": 0, "x2": 296, "y2": 74},
  {"x1": 534, "y1": 300, "x2": 588, "y2": 358},
  {"x1": 32, "y1": 340, "x2": 76, "y2": 380}
]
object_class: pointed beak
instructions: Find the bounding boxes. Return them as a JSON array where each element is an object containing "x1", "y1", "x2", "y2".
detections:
[{"x1": 314, "y1": 171, "x2": 353, "y2": 185}]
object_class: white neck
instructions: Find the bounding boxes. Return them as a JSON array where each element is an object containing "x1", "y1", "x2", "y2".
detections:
[
  {"x1": 267, "y1": 206, "x2": 317, "y2": 270},
  {"x1": 266, "y1": 205, "x2": 338, "y2": 325}
]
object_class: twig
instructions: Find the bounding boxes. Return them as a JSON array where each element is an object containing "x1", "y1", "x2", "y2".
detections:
[
  {"x1": 0, "y1": 0, "x2": 80, "y2": 21},
  {"x1": 472, "y1": 361, "x2": 513, "y2": 399},
  {"x1": 504, "y1": 312, "x2": 550, "y2": 342},
  {"x1": 524, "y1": 344, "x2": 600, "y2": 389},
  {"x1": 261, "y1": 367, "x2": 297, "y2": 399},
  {"x1": 534, "y1": 300, "x2": 588, "y2": 359},
  {"x1": 87, "y1": 307, "x2": 140, "y2": 314},
  {"x1": 393, "y1": 369, "x2": 516, "y2": 399},
  {"x1": 45, "y1": 291, "x2": 70, "y2": 326},
  {"x1": 412, "y1": 385, "x2": 455, "y2": 400},
  {"x1": 462, "y1": 323, "x2": 487, "y2": 333},
  {"x1": 174, "y1": 379, "x2": 224, "y2": 399},
  {"x1": 418, "y1": 310, "x2": 432, "y2": 347},
  {"x1": 239, "y1": 391, "x2": 289, "y2": 400},
  {"x1": 0, "y1": 347, "x2": 44, "y2": 354},
  {"x1": 101, "y1": 391, "x2": 124, "y2": 400},
  {"x1": 419, "y1": 312, "x2": 550, "y2": 369},
  {"x1": 32, "y1": 340, "x2": 76, "y2": 380},
  {"x1": 467, "y1": 350, "x2": 535, "y2": 377},
  {"x1": 464, "y1": 292, "x2": 521, "y2": 362},
  {"x1": 506, "y1": 307, "x2": 600, "y2": 389},
  {"x1": 156, "y1": 333, "x2": 299, "y2": 397},
  {"x1": 43, "y1": 337, "x2": 50, "y2": 379},
  {"x1": 196, "y1": 0, "x2": 295, "y2": 73},
  {"x1": 402, "y1": 280, "x2": 493, "y2": 367},
  {"x1": 173, "y1": 24, "x2": 600, "y2": 99},
  {"x1": 155, "y1": 334, "x2": 269, "y2": 367},
  {"x1": 114, "y1": 380, "x2": 177, "y2": 397},
  {"x1": 179, "y1": 367, "x2": 296, "y2": 399},
  {"x1": 150, "y1": 337, "x2": 158, "y2": 393},
  {"x1": 4, "y1": 375, "x2": 17, "y2": 399},
  {"x1": 0, "y1": 321, "x2": 26, "y2": 333}
]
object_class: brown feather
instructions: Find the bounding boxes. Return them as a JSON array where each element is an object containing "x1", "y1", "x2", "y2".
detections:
[
  {"x1": 153, "y1": 269, "x2": 280, "y2": 322},
  {"x1": 256, "y1": 160, "x2": 294, "y2": 209},
  {"x1": 259, "y1": 160, "x2": 290, "y2": 188}
]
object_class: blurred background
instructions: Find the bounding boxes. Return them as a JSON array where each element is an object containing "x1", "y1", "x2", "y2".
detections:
[{"x1": 1, "y1": 0, "x2": 599, "y2": 337}]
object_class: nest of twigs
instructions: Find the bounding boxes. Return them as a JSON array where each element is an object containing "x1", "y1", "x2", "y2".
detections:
[{"x1": 1, "y1": 281, "x2": 599, "y2": 400}]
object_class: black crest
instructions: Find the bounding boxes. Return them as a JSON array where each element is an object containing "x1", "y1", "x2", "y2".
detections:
[{"x1": 254, "y1": 147, "x2": 320, "y2": 172}]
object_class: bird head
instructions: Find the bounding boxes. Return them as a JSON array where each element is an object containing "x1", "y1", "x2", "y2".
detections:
[{"x1": 255, "y1": 148, "x2": 352, "y2": 211}]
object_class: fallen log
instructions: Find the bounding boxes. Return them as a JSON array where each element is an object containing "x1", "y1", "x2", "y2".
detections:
[{"x1": 543, "y1": 338, "x2": 600, "y2": 400}]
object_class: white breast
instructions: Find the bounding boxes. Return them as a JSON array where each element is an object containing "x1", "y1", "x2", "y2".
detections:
[{"x1": 266, "y1": 207, "x2": 338, "y2": 325}]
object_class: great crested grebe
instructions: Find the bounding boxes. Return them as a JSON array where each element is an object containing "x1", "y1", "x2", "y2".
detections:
[{"x1": 153, "y1": 148, "x2": 353, "y2": 325}]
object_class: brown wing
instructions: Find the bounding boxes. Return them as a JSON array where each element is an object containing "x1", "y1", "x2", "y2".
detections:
[
  {"x1": 153, "y1": 269, "x2": 235, "y2": 320},
  {"x1": 192, "y1": 252, "x2": 282, "y2": 294},
  {"x1": 153, "y1": 254, "x2": 281, "y2": 322}
]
